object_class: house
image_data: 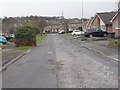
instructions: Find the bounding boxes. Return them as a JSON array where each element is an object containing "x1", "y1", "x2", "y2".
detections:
[
  {"x1": 68, "y1": 20, "x2": 81, "y2": 31},
  {"x1": 110, "y1": 11, "x2": 120, "y2": 37},
  {"x1": 87, "y1": 11, "x2": 120, "y2": 37},
  {"x1": 86, "y1": 17, "x2": 94, "y2": 29},
  {"x1": 68, "y1": 18, "x2": 88, "y2": 31},
  {"x1": 90, "y1": 12, "x2": 116, "y2": 32}
]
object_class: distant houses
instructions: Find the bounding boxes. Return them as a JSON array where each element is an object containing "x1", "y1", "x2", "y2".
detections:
[
  {"x1": 86, "y1": 11, "x2": 120, "y2": 38},
  {"x1": 44, "y1": 18, "x2": 88, "y2": 33}
]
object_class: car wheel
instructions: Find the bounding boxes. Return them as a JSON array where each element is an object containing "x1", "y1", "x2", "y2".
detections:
[
  {"x1": 89, "y1": 34, "x2": 93, "y2": 38},
  {"x1": 103, "y1": 33, "x2": 107, "y2": 37},
  {"x1": 73, "y1": 34, "x2": 76, "y2": 36}
]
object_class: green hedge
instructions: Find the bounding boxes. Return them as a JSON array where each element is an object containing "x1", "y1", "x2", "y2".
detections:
[{"x1": 15, "y1": 26, "x2": 36, "y2": 46}]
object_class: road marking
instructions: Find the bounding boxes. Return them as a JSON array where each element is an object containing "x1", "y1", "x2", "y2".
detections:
[{"x1": 48, "y1": 51, "x2": 52, "y2": 54}]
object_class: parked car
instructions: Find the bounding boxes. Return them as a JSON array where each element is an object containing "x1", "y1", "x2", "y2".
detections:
[
  {"x1": 85, "y1": 29, "x2": 108, "y2": 37},
  {"x1": 59, "y1": 30, "x2": 65, "y2": 34},
  {"x1": 0, "y1": 35, "x2": 7, "y2": 44},
  {"x1": 72, "y1": 30, "x2": 84, "y2": 36},
  {"x1": 5, "y1": 34, "x2": 14, "y2": 41}
]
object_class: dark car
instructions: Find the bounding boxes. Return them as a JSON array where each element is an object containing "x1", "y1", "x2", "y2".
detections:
[
  {"x1": 85, "y1": 29, "x2": 108, "y2": 37},
  {"x1": 5, "y1": 34, "x2": 14, "y2": 41}
]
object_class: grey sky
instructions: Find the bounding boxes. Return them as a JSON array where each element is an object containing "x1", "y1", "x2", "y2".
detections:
[{"x1": 1, "y1": 0, "x2": 118, "y2": 18}]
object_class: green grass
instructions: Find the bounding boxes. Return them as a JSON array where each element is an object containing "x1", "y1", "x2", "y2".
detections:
[
  {"x1": 36, "y1": 34, "x2": 47, "y2": 45},
  {"x1": 15, "y1": 46, "x2": 32, "y2": 50},
  {"x1": 65, "y1": 33, "x2": 71, "y2": 36},
  {"x1": 8, "y1": 41, "x2": 14, "y2": 45},
  {"x1": 0, "y1": 44, "x2": 7, "y2": 49}
]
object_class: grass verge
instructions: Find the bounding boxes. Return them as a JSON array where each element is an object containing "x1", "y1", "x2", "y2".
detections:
[
  {"x1": 36, "y1": 34, "x2": 47, "y2": 45},
  {"x1": 0, "y1": 44, "x2": 7, "y2": 49},
  {"x1": 65, "y1": 33, "x2": 71, "y2": 36},
  {"x1": 15, "y1": 46, "x2": 32, "y2": 50}
]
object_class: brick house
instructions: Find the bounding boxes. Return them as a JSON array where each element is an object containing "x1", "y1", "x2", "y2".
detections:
[
  {"x1": 90, "y1": 12, "x2": 116, "y2": 32},
  {"x1": 68, "y1": 22, "x2": 80, "y2": 31},
  {"x1": 86, "y1": 17, "x2": 94, "y2": 29},
  {"x1": 68, "y1": 18, "x2": 88, "y2": 31},
  {"x1": 110, "y1": 11, "x2": 120, "y2": 37}
]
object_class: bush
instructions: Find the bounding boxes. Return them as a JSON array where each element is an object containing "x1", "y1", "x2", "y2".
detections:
[
  {"x1": 32, "y1": 26, "x2": 40, "y2": 35},
  {"x1": 15, "y1": 26, "x2": 36, "y2": 46}
]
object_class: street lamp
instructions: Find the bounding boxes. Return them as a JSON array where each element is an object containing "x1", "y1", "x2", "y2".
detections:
[{"x1": 80, "y1": 0, "x2": 83, "y2": 31}]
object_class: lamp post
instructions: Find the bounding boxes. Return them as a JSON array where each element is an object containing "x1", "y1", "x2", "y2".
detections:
[
  {"x1": 81, "y1": 0, "x2": 83, "y2": 31},
  {"x1": 80, "y1": 0, "x2": 83, "y2": 31}
]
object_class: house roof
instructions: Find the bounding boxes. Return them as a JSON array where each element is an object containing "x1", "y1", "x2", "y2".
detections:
[
  {"x1": 92, "y1": 12, "x2": 117, "y2": 25},
  {"x1": 86, "y1": 17, "x2": 94, "y2": 27},
  {"x1": 110, "y1": 10, "x2": 120, "y2": 22}
]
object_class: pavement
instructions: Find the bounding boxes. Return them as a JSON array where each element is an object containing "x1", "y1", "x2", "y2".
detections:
[
  {"x1": 2, "y1": 34, "x2": 118, "y2": 88},
  {"x1": 2, "y1": 43, "x2": 27, "y2": 66},
  {"x1": 63, "y1": 35, "x2": 119, "y2": 62}
]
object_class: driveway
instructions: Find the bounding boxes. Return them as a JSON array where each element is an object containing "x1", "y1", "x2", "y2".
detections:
[{"x1": 2, "y1": 34, "x2": 118, "y2": 88}]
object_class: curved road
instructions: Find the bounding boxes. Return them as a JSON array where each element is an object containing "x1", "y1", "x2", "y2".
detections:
[{"x1": 2, "y1": 34, "x2": 118, "y2": 88}]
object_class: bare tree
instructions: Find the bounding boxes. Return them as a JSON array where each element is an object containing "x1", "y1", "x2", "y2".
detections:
[{"x1": 37, "y1": 18, "x2": 46, "y2": 35}]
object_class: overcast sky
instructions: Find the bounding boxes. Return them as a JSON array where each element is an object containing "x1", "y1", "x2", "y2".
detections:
[{"x1": 1, "y1": 0, "x2": 118, "y2": 19}]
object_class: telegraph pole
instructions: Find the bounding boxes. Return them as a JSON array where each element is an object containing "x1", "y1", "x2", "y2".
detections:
[
  {"x1": 81, "y1": 0, "x2": 83, "y2": 31},
  {"x1": 62, "y1": 11, "x2": 65, "y2": 33}
]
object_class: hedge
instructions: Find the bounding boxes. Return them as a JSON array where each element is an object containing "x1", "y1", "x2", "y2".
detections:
[{"x1": 15, "y1": 26, "x2": 36, "y2": 46}]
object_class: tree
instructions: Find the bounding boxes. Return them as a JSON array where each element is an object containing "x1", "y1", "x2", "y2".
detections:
[
  {"x1": 37, "y1": 17, "x2": 46, "y2": 35},
  {"x1": 64, "y1": 20, "x2": 69, "y2": 33}
]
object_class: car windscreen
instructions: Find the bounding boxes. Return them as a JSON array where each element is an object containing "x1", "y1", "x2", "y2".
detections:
[
  {"x1": 87, "y1": 29, "x2": 96, "y2": 32},
  {"x1": 74, "y1": 30, "x2": 80, "y2": 32}
]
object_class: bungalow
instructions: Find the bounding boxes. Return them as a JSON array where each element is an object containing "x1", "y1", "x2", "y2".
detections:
[
  {"x1": 110, "y1": 11, "x2": 120, "y2": 38},
  {"x1": 86, "y1": 17, "x2": 94, "y2": 29},
  {"x1": 90, "y1": 12, "x2": 116, "y2": 32}
]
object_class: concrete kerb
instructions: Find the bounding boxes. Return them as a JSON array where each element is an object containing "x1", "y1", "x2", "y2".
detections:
[
  {"x1": 0, "y1": 48, "x2": 32, "y2": 73},
  {"x1": 81, "y1": 45, "x2": 119, "y2": 62}
]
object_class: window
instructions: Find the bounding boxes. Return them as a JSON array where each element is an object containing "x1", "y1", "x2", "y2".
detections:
[
  {"x1": 100, "y1": 25, "x2": 106, "y2": 31},
  {"x1": 115, "y1": 21, "x2": 120, "y2": 29}
]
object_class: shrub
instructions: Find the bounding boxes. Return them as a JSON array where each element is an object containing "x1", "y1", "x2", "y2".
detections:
[
  {"x1": 15, "y1": 26, "x2": 36, "y2": 46},
  {"x1": 32, "y1": 26, "x2": 40, "y2": 35}
]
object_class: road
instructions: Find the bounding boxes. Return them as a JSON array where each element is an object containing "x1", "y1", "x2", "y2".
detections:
[{"x1": 2, "y1": 34, "x2": 118, "y2": 88}]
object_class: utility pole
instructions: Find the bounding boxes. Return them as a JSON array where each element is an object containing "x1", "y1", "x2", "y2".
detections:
[
  {"x1": 62, "y1": 11, "x2": 65, "y2": 33},
  {"x1": 81, "y1": 0, "x2": 83, "y2": 31}
]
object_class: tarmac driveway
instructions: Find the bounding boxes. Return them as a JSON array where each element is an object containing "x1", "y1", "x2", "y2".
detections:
[
  {"x1": 2, "y1": 34, "x2": 118, "y2": 88},
  {"x1": 2, "y1": 49, "x2": 26, "y2": 66}
]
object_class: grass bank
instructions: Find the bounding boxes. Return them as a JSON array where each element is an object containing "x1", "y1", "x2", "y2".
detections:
[{"x1": 36, "y1": 34, "x2": 47, "y2": 45}]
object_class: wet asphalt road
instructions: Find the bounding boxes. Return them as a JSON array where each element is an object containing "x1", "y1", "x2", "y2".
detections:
[{"x1": 2, "y1": 34, "x2": 118, "y2": 88}]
